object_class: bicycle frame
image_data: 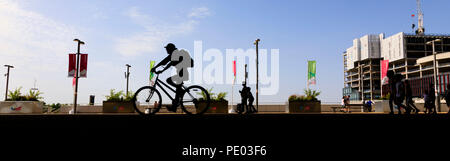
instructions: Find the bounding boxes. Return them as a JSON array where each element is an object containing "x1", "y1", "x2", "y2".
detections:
[{"x1": 151, "y1": 74, "x2": 192, "y2": 102}]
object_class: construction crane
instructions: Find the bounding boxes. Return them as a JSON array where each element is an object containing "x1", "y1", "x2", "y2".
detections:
[{"x1": 416, "y1": 0, "x2": 425, "y2": 35}]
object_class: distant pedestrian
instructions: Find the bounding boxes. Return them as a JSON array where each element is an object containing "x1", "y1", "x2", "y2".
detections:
[
  {"x1": 365, "y1": 100, "x2": 374, "y2": 112},
  {"x1": 424, "y1": 84, "x2": 436, "y2": 114},
  {"x1": 387, "y1": 71, "x2": 395, "y2": 114},
  {"x1": 445, "y1": 84, "x2": 450, "y2": 114},
  {"x1": 394, "y1": 74, "x2": 410, "y2": 114},
  {"x1": 405, "y1": 80, "x2": 420, "y2": 114},
  {"x1": 429, "y1": 84, "x2": 437, "y2": 114},
  {"x1": 423, "y1": 89, "x2": 431, "y2": 114}
]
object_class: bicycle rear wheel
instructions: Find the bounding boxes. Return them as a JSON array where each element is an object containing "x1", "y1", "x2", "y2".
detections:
[
  {"x1": 133, "y1": 86, "x2": 162, "y2": 115},
  {"x1": 180, "y1": 85, "x2": 210, "y2": 115}
]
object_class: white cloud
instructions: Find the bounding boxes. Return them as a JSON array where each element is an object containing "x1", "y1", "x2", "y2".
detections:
[
  {"x1": 0, "y1": 0, "x2": 80, "y2": 103},
  {"x1": 115, "y1": 7, "x2": 207, "y2": 57},
  {"x1": 188, "y1": 7, "x2": 211, "y2": 19}
]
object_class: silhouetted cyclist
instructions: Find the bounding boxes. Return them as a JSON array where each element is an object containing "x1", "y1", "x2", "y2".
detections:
[{"x1": 151, "y1": 43, "x2": 192, "y2": 112}]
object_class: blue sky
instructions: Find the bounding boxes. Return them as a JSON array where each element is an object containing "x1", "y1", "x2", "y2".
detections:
[{"x1": 1, "y1": 0, "x2": 450, "y2": 104}]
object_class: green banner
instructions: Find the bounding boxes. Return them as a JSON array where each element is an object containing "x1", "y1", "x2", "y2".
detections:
[
  {"x1": 308, "y1": 61, "x2": 316, "y2": 85},
  {"x1": 150, "y1": 61, "x2": 155, "y2": 80}
]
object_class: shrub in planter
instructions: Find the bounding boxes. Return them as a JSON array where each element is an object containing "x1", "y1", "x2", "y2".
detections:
[
  {"x1": 102, "y1": 89, "x2": 135, "y2": 113},
  {"x1": 196, "y1": 88, "x2": 229, "y2": 114},
  {"x1": 0, "y1": 87, "x2": 44, "y2": 114},
  {"x1": 288, "y1": 89, "x2": 321, "y2": 113}
]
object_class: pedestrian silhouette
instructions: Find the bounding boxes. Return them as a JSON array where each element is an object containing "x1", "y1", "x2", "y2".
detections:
[
  {"x1": 393, "y1": 74, "x2": 411, "y2": 114},
  {"x1": 240, "y1": 82, "x2": 256, "y2": 114},
  {"x1": 387, "y1": 71, "x2": 395, "y2": 114},
  {"x1": 424, "y1": 83, "x2": 437, "y2": 114},
  {"x1": 444, "y1": 84, "x2": 450, "y2": 114},
  {"x1": 405, "y1": 80, "x2": 420, "y2": 114}
]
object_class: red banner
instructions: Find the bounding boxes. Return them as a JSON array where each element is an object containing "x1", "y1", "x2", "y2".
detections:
[
  {"x1": 68, "y1": 54, "x2": 76, "y2": 77},
  {"x1": 233, "y1": 60, "x2": 236, "y2": 76},
  {"x1": 80, "y1": 54, "x2": 88, "y2": 78},
  {"x1": 381, "y1": 60, "x2": 389, "y2": 85},
  {"x1": 68, "y1": 54, "x2": 88, "y2": 78}
]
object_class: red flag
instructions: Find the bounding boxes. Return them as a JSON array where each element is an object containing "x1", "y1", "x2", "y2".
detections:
[
  {"x1": 233, "y1": 60, "x2": 236, "y2": 76},
  {"x1": 80, "y1": 54, "x2": 88, "y2": 78},
  {"x1": 68, "y1": 54, "x2": 76, "y2": 77},
  {"x1": 381, "y1": 60, "x2": 389, "y2": 85},
  {"x1": 411, "y1": 14, "x2": 415, "y2": 17}
]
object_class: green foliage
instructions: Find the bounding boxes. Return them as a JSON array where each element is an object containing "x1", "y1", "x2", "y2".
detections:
[
  {"x1": 304, "y1": 89, "x2": 321, "y2": 99},
  {"x1": 289, "y1": 89, "x2": 321, "y2": 102},
  {"x1": 124, "y1": 91, "x2": 134, "y2": 102},
  {"x1": 7, "y1": 87, "x2": 43, "y2": 101},
  {"x1": 216, "y1": 92, "x2": 228, "y2": 101},
  {"x1": 105, "y1": 89, "x2": 134, "y2": 102},
  {"x1": 26, "y1": 89, "x2": 43, "y2": 101},
  {"x1": 44, "y1": 103, "x2": 62, "y2": 113},
  {"x1": 8, "y1": 87, "x2": 23, "y2": 101},
  {"x1": 105, "y1": 89, "x2": 124, "y2": 102},
  {"x1": 197, "y1": 88, "x2": 228, "y2": 102}
]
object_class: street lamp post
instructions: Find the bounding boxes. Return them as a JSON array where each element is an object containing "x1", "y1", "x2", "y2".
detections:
[
  {"x1": 4, "y1": 65, "x2": 14, "y2": 101},
  {"x1": 73, "y1": 39, "x2": 85, "y2": 114},
  {"x1": 427, "y1": 39, "x2": 442, "y2": 113},
  {"x1": 254, "y1": 39, "x2": 260, "y2": 112},
  {"x1": 125, "y1": 64, "x2": 131, "y2": 94}
]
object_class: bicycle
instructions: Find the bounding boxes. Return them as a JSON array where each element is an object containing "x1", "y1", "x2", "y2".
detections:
[{"x1": 132, "y1": 72, "x2": 211, "y2": 115}]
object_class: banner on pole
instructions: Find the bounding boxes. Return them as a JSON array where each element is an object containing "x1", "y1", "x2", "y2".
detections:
[
  {"x1": 80, "y1": 54, "x2": 88, "y2": 78},
  {"x1": 233, "y1": 60, "x2": 236, "y2": 85},
  {"x1": 149, "y1": 61, "x2": 156, "y2": 80},
  {"x1": 68, "y1": 54, "x2": 88, "y2": 78},
  {"x1": 308, "y1": 61, "x2": 317, "y2": 85},
  {"x1": 381, "y1": 60, "x2": 389, "y2": 85},
  {"x1": 68, "y1": 54, "x2": 76, "y2": 77},
  {"x1": 72, "y1": 70, "x2": 76, "y2": 90}
]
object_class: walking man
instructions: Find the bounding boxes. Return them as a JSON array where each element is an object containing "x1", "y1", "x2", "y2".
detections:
[{"x1": 405, "y1": 80, "x2": 420, "y2": 114}]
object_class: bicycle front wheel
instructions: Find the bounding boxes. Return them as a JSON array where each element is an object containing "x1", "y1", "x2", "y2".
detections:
[
  {"x1": 180, "y1": 85, "x2": 210, "y2": 115},
  {"x1": 133, "y1": 86, "x2": 162, "y2": 115}
]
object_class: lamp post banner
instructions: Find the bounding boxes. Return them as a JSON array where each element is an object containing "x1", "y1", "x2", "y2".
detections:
[
  {"x1": 68, "y1": 54, "x2": 76, "y2": 77},
  {"x1": 308, "y1": 61, "x2": 316, "y2": 85},
  {"x1": 381, "y1": 60, "x2": 389, "y2": 85},
  {"x1": 80, "y1": 54, "x2": 88, "y2": 78}
]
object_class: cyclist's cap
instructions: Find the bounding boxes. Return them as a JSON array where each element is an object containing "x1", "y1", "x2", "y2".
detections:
[{"x1": 164, "y1": 43, "x2": 177, "y2": 49}]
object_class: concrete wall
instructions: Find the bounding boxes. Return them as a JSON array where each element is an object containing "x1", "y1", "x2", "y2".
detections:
[
  {"x1": 360, "y1": 35, "x2": 381, "y2": 60},
  {"x1": 381, "y1": 32, "x2": 405, "y2": 62},
  {"x1": 55, "y1": 102, "x2": 449, "y2": 114}
]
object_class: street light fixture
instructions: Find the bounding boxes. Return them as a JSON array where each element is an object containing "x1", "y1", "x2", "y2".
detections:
[
  {"x1": 426, "y1": 39, "x2": 442, "y2": 113},
  {"x1": 125, "y1": 64, "x2": 131, "y2": 94},
  {"x1": 4, "y1": 65, "x2": 14, "y2": 101},
  {"x1": 72, "y1": 39, "x2": 85, "y2": 114},
  {"x1": 254, "y1": 39, "x2": 260, "y2": 112}
]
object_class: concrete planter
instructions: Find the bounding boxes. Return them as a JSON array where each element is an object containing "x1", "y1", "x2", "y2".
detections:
[
  {"x1": 197, "y1": 101, "x2": 229, "y2": 114},
  {"x1": 288, "y1": 101, "x2": 321, "y2": 113},
  {"x1": 0, "y1": 101, "x2": 43, "y2": 114},
  {"x1": 102, "y1": 101, "x2": 135, "y2": 113}
]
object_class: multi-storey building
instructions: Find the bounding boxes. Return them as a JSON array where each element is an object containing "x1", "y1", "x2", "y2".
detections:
[{"x1": 344, "y1": 32, "x2": 450, "y2": 100}]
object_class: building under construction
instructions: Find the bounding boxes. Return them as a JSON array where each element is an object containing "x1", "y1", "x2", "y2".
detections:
[
  {"x1": 343, "y1": 0, "x2": 450, "y2": 101},
  {"x1": 343, "y1": 33, "x2": 450, "y2": 100}
]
